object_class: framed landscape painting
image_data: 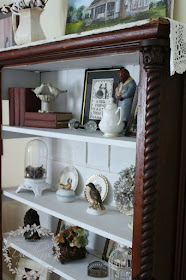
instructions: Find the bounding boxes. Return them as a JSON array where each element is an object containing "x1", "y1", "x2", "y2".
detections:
[{"x1": 65, "y1": 0, "x2": 174, "y2": 35}]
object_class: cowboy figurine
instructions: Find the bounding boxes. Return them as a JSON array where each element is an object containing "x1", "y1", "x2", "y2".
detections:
[{"x1": 115, "y1": 68, "x2": 136, "y2": 129}]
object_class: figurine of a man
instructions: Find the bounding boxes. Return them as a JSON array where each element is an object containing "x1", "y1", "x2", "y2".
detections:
[{"x1": 115, "y1": 68, "x2": 136, "y2": 129}]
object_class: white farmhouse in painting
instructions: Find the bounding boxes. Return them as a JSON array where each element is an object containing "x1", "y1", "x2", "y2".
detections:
[{"x1": 86, "y1": 0, "x2": 150, "y2": 21}]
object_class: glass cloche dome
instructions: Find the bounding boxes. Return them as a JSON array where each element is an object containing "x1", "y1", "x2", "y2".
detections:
[
  {"x1": 16, "y1": 139, "x2": 51, "y2": 197},
  {"x1": 24, "y1": 139, "x2": 47, "y2": 179}
]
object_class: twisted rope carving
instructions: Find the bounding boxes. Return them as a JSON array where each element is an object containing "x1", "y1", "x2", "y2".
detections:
[{"x1": 139, "y1": 70, "x2": 161, "y2": 280}]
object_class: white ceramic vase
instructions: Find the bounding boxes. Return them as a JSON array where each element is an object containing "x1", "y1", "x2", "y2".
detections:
[{"x1": 12, "y1": 7, "x2": 45, "y2": 45}]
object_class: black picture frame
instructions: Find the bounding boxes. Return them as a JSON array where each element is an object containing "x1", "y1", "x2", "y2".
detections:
[
  {"x1": 102, "y1": 239, "x2": 118, "y2": 262},
  {"x1": 81, "y1": 68, "x2": 120, "y2": 126},
  {"x1": 125, "y1": 87, "x2": 138, "y2": 137},
  {"x1": 55, "y1": 219, "x2": 73, "y2": 236}
]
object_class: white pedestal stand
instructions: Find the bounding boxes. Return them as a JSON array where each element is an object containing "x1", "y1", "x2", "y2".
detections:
[{"x1": 16, "y1": 178, "x2": 51, "y2": 197}]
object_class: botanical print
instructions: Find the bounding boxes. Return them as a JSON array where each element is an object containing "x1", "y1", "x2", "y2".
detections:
[
  {"x1": 66, "y1": 0, "x2": 172, "y2": 35},
  {"x1": 89, "y1": 78, "x2": 114, "y2": 120}
]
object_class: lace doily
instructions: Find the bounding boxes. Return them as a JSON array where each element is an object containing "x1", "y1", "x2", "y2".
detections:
[{"x1": 169, "y1": 19, "x2": 186, "y2": 76}]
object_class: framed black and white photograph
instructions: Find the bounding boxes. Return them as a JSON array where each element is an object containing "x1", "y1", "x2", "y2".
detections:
[
  {"x1": 0, "y1": 13, "x2": 15, "y2": 49},
  {"x1": 15, "y1": 257, "x2": 49, "y2": 280},
  {"x1": 125, "y1": 87, "x2": 138, "y2": 137},
  {"x1": 55, "y1": 219, "x2": 73, "y2": 235},
  {"x1": 102, "y1": 239, "x2": 118, "y2": 262},
  {"x1": 81, "y1": 68, "x2": 120, "y2": 125}
]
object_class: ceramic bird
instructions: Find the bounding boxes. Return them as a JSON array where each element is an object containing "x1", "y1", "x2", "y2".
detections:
[
  {"x1": 47, "y1": 83, "x2": 67, "y2": 97},
  {"x1": 87, "y1": 183, "x2": 105, "y2": 210},
  {"x1": 32, "y1": 83, "x2": 46, "y2": 95},
  {"x1": 60, "y1": 178, "x2": 72, "y2": 190}
]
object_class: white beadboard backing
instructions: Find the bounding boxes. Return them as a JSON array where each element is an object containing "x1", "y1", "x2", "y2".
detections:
[
  {"x1": 41, "y1": 69, "x2": 85, "y2": 121},
  {"x1": 46, "y1": 138, "x2": 87, "y2": 166},
  {"x1": 110, "y1": 146, "x2": 136, "y2": 173},
  {"x1": 86, "y1": 143, "x2": 109, "y2": 171},
  {"x1": 1, "y1": 69, "x2": 41, "y2": 100}
]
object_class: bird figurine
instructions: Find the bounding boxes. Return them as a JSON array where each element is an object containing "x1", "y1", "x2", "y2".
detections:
[
  {"x1": 47, "y1": 83, "x2": 67, "y2": 97},
  {"x1": 86, "y1": 182, "x2": 105, "y2": 210},
  {"x1": 60, "y1": 178, "x2": 72, "y2": 190},
  {"x1": 32, "y1": 83, "x2": 46, "y2": 95}
]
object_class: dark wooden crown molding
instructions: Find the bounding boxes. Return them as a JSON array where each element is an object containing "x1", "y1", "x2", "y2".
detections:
[
  {"x1": 0, "y1": 18, "x2": 169, "y2": 68},
  {"x1": 133, "y1": 38, "x2": 169, "y2": 280}
]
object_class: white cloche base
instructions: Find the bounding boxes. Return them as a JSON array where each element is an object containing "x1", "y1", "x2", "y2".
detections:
[
  {"x1": 86, "y1": 207, "x2": 105, "y2": 215},
  {"x1": 16, "y1": 178, "x2": 51, "y2": 197}
]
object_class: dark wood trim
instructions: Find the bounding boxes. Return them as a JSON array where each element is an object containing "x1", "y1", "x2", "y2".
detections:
[
  {"x1": 133, "y1": 39, "x2": 168, "y2": 280},
  {"x1": 0, "y1": 19, "x2": 169, "y2": 68}
]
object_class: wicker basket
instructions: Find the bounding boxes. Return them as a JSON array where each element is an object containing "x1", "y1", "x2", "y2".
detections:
[{"x1": 54, "y1": 245, "x2": 86, "y2": 264}]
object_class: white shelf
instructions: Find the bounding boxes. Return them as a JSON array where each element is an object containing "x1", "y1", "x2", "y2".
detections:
[
  {"x1": 3, "y1": 233, "x2": 109, "y2": 280},
  {"x1": 3, "y1": 188, "x2": 133, "y2": 247},
  {"x1": 2, "y1": 126, "x2": 136, "y2": 148}
]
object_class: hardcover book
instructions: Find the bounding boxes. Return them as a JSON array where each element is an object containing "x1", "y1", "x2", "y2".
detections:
[
  {"x1": 14, "y1": 88, "x2": 20, "y2": 126},
  {"x1": 8, "y1": 88, "x2": 41, "y2": 126},
  {"x1": 20, "y1": 88, "x2": 41, "y2": 126},
  {"x1": 25, "y1": 112, "x2": 72, "y2": 122},
  {"x1": 24, "y1": 120, "x2": 69, "y2": 129}
]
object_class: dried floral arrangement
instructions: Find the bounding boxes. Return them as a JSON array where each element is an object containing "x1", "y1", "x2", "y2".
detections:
[
  {"x1": 56, "y1": 226, "x2": 88, "y2": 248},
  {"x1": 55, "y1": 226, "x2": 88, "y2": 263},
  {"x1": 0, "y1": 0, "x2": 48, "y2": 14},
  {"x1": 25, "y1": 165, "x2": 46, "y2": 179},
  {"x1": 113, "y1": 165, "x2": 135, "y2": 215}
]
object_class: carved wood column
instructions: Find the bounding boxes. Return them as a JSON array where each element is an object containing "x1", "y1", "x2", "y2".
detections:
[{"x1": 133, "y1": 39, "x2": 169, "y2": 280}]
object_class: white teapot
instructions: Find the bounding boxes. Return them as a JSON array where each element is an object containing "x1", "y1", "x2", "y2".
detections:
[{"x1": 99, "y1": 97, "x2": 124, "y2": 137}]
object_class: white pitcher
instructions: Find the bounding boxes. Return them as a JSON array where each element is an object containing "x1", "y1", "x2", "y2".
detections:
[
  {"x1": 12, "y1": 7, "x2": 46, "y2": 45},
  {"x1": 99, "y1": 97, "x2": 124, "y2": 137}
]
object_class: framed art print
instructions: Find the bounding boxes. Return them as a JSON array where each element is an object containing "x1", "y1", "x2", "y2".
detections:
[
  {"x1": 102, "y1": 239, "x2": 118, "y2": 261},
  {"x1": 81, "y1": 68, "x2": 120, "y2": 125},
  {"x1": 65, "y1": 0, "x2": 174, "y2": 35},
  {"x1": 55, "y1": 219, "x2": 73, "y2": 235}
]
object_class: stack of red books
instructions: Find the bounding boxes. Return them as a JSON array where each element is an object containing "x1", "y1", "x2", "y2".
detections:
[
  {"x1": 24, "y1": 112, "x2": 72, "y2": 129},
  {"x1": 9, "y1": 88, "x2": 41, "y2": 126}
]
